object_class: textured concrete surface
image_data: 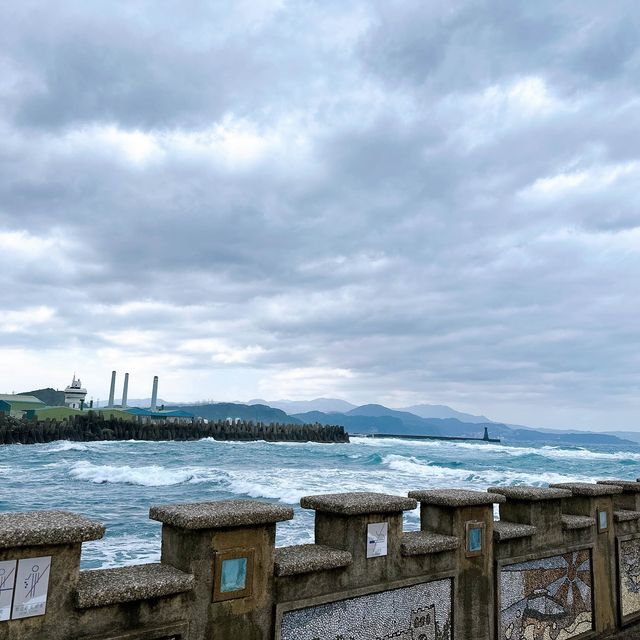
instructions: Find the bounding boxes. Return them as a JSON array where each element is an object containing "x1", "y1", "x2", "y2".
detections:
[
  {"x1": 274, "y1": 544, "x2": 352, "y2": 576},
  {"x1": 561, "y1": 514, "x2": 596, "y2": 530},
  {"x1": 493, "y1": 520, "x2": 537, "y2": 541},
  {"x1": 602, "y1": 622, "x2": 640, "y2": 638},
  {"x1": 149, "y1": 499, "x2": 293, "y2": 529},
  {"x1": 0, "y1": 510, "x2": 104, "y2": 548},
  {"x1": 550, "y1": 482, "x2": 623, "y2": 496},
  {"x1": 598, "y1": 480, "x2": 640, "y2": 493},
  {"x1": 76, "y1": 563, "x2": 194, "y2": 608},
  {"x1": 400, "y1": 531, "x2": 459, "y2": 555},
  {"x1": 300, "y1": 492, "x2": 416, "y2": 514},
  {"x1": 614, "y1": 510, "x2": 640, "y2": 522},
  {"x1": 488, "y1": 486, "x2": 572, "y2": 501},
  {"x1": 408, "y1": 488, "x2": 505, "y2": 506}
]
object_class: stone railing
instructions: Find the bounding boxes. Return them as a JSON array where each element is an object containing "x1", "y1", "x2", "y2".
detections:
[{"x1": 2, "y1": 479, "x2": 640, "y2": 639}]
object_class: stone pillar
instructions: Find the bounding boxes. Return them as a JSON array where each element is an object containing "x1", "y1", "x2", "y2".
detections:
[
  {"x1": 150, "y1": 499, "x2": 293, "y2": 640},
  {"x1": 489, "y1": 486, "x2": 571, "y2": 550},
  {"x1": 550, "y1": 481, "x2": 623, "y2": 636},
  {"x1": 0, "y1": 510, "x2": 104, "y2": 640},
  {"x1": 408, "y1": 489, "x2": 505, "y2": 640},
  {"x1": 300, "y1": 492, "x2": 416, "y2": 590},
  {"x1": 598, "y1": 479, "x2": 640, "y2": 512}
]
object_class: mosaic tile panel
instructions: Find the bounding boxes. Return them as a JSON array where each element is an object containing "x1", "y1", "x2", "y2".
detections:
[
  {"x1": 280, "y1": 579, "x2": 452, "y2": 640},
  {"x1": 500, "y1": 550, "x2": 593, "y2": 640},
  {"x1": 619, "y1": 537, "x2": 640, "y2": 619}
]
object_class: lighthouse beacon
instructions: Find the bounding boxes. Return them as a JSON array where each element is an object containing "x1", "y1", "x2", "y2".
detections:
[{"x1": 64, "y1": 375, "x2": 88, "y2": 409}]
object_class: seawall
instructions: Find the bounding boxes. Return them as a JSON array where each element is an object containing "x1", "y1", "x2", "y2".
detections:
[
  {"x1": 0, "y1": 414, "x2": 349, "y2": 445},
  {"x1": 1, "y1": 480, "x2": 640, "y2": 638}
]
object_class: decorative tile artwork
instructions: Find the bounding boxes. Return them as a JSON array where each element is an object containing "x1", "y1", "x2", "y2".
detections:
[
  {"x1": 619, "y1": 537, "x2": 640, "y2": 619},
  {"x1": 220, "y1": 557, "x2": 248, "y2": 593},
  {"x1": 500, "y1": 550, "x2": 593, "y2": 640},
  {"x1": 280, "y1": 578, "x2": 452, "y2": 640}
]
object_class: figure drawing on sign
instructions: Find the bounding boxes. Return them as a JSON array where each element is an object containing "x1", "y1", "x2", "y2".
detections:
[
  {"x1": 367, "y1": 522, "x2": 388, "y2": 558},
  {"x1": 12, "y1": 556, "x2": 52, "y2": 620},
  {"x1": 0, "y1": 560, "x2": 17, "y2": 622}
]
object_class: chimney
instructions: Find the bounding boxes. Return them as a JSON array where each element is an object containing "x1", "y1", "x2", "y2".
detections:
[
  {"x1": 122, "y1": 373, "x2": 129, "y2": 409},
  {"x1": 108, "y1": 371, "x2": 116, "y2": 408},
  {"x1": 150, "y1": 376, "x2": 159, "y2": 412}
]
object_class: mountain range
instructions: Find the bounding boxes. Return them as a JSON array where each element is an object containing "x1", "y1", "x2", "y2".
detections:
[{"x1": 20, "y1": 390, "x2": 635, "y2": 447}]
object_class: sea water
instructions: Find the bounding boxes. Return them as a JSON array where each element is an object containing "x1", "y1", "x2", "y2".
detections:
[{"x1": 1, "y1": 436, "x2": 639, "y2": 569}]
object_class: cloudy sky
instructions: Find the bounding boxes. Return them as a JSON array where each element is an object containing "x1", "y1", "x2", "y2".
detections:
[{"x1": 1, "y1": 1, "x2": 639, "y2": 429}]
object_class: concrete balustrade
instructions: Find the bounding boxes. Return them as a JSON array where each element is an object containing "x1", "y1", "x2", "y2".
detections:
[{"x1": 1, "y1": 482, "x2": 640, "y2": 639}]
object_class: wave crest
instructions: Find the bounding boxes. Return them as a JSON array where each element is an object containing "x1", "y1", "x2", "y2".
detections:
[{"x1": 69, "y1": 461, "x2": 194, "y2": 486}]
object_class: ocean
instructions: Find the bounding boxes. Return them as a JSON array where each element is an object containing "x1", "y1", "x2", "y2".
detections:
[{"x1": 1, "y1": 436, "x2": 639, "y2": 569}]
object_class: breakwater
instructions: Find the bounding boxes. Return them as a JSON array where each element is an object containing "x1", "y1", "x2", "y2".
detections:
[{"x1": 0, "y1": 413, "x2": 349, "y2": 445}]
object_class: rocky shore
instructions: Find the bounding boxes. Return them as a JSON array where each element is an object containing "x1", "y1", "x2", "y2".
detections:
[{"x1": 0, "y1": 413, "x2": 350, "y2": 445}]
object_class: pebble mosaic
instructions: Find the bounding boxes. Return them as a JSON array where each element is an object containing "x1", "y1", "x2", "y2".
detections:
[
  {"x1": 500, "y1": 550, "x2": 593, "y2": 640},
  {"x1": 619, "y1": 538, "x2": 640, "y2": 619},
  {"x1": 280, "y1": 578, "x2": 452, "y2": 640}
]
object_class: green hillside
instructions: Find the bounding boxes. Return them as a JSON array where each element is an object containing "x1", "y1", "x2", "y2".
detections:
[{"x1": 176, "y1": 402, "x2": 302, "y2": 424}]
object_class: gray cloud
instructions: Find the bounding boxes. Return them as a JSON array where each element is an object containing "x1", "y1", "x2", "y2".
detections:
[{"x1": 1, "y1": 0, "x2": 639, "y2": 428}]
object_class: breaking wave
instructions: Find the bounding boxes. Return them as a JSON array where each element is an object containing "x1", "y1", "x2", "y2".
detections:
[
  {"x1": 44, "y1": 441, "x2": 90, "y2": 453},
  {"x1": 351, "y1": 437, "x2": 640, "y2": 463},
  {"x1": 381, "y1": 454, "x2": 595, "y2": 487},
  {"x1": 69, "y1": 461, "x2": 195, "y2": 486}
]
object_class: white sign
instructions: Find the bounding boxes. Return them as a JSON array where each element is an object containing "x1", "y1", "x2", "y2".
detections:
[
  {"x1": 11, "y1": 556, "x2": 51, "y2": 620},
  {"x1": 0, "y1": 560, "x2": 17, "y2": 621},
  {"x1": 367, "y1": 522, "x2": 388, "y2": 558}
]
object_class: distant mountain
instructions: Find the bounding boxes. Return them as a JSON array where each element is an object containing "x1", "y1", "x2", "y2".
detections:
[
  {"x1": 176, "y1": 402, "x2": 302, "y2": 425},
  {"x1": 20, "y1": 388, "x2": 65, "y2": 406},
  {"x1": 293, "y1": 410, "x2": 431, "y2": 436},
  {"x1": 294, "y1": 404, "x2": 634, "y2": 446},
  {"x1": 95, "y1": 398, "x2": 169, "y2": 408},
  {"x1": 247, "y1": 398, "x2": 358, "y2": 414},
  {"x1": 400, "y1": 403, "x2": 491, "y2": 424}
]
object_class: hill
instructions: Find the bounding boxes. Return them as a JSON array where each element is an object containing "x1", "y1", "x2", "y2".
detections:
[
  {"x1": 294, "y1": 404, "x2": 633, "y2": 446},
  {"x1": 400, "y1": 403, "x2": 491, "y2": 423},
  {"x1": 19, "y1": 388, "x2": 65, "y2": 406},
  {"x1": 175, "y1": 402, "x2": 302, "y2": 425},
  {"x1": 247, "y1": 398, "x2": 358, "y2": 413}
]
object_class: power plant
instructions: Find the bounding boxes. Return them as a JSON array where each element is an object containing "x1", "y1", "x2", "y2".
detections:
[
  {"x1": 104, "y1": 371, "x2": 160, "y2": 411},
  {"x1": 121, "y1": 372, "x2": 129, "y2": 409}
]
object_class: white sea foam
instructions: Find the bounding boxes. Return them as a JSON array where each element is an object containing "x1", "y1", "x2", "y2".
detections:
[
  {"x1": 381, "y1": 454, "x2": 595, "y2": 487},
  {"x1": 82, "y1": 535, "x2": 161, "y2": 569},
  {"x1": 69, "y1": 461, "x2": 195, "y2": 486},
  {"x1": 222, "y1": 468, "x2": 392, "y2": 504},
  {"x1": 44, "y1": 441, "x2": 90, "y2": 452},
  {"x1": 351, "y1": 436, "x2": 640, "y2": 462}
]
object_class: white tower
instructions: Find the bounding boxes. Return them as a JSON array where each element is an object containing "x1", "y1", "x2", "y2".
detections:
[
  {"x1": 150, "y1": 376, "x2": 159, "y2": 412},
  {"x1": 108, "y1": 371, "x2": 116, "y2": 408},
  {"x1": 64, "y1": 375, "x2": 88, "y2": 410}
]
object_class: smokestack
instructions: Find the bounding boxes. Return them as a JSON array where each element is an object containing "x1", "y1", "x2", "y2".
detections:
[
  {"x1": 108, "y1": 371, "x2": 116, "y2": 408},
  {"x1": 150, "y1": 376, "x2": 159, "y2": 412},
  {"x1": 122, "y1": 373, "x2": 129, "y2": 409}
]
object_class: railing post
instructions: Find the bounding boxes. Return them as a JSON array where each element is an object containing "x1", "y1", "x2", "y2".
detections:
[
  {"x1": 550, "y1": 481, "x2": 623, "y2": 636},
  {"x1": 0, "y1": 510, "x2": 103, "y2": 640},
  {"x1": 408, "y1": 488, "x2": 505, "y2": 640},
  {"x1": 150, "y1": 499, "x2": 293, "y2": 640}
]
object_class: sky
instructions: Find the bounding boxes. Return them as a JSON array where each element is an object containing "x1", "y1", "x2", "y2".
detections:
[{"x1": 1, "y1": 1, "x2": 639, "y2": 430}]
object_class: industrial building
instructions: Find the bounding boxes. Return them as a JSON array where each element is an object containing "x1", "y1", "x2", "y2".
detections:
[
  {"x1": 0, "y1": 394, "x2": 45, "y2": 418},
  {"x1": 1, "y1": 372, "x2": 194, "y2": 424}
]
